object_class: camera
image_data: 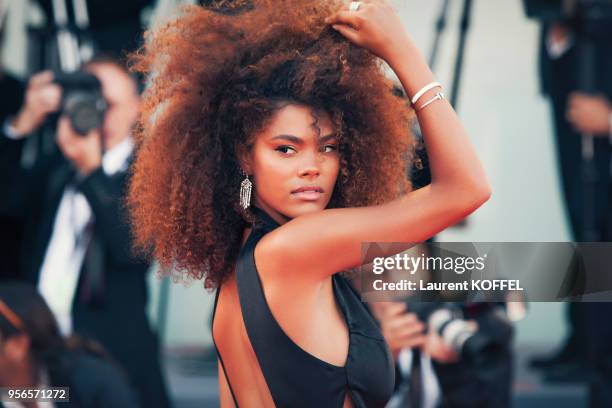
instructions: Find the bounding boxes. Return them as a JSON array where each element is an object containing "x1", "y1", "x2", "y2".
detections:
[
  {"x1": 53, "y1": 71, "x2": 107, "y2": 136},
  {"x1": 406, "y1": 300, "x2": 511, "y2": 366}
]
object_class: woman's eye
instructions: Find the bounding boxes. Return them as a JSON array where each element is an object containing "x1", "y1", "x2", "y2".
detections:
[
  {"x1": 276, "y1": 145, "x2": 297, "y2": 154},
  {"x1": 323, "y1": 144, "x2": 338, "y2": 153}
]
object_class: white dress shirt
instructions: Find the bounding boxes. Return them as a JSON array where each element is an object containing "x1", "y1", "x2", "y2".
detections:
[
  {"x1": 386, "y1": 348, "x2": 442, "y2": 408},
  {"x1": 37, "y1": 136, "x2": 134, "y2": 336}
]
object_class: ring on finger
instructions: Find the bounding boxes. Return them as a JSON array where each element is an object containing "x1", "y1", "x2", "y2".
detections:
[{"x1": 349, "y1": 1, "x2": 361, "y2": 12}]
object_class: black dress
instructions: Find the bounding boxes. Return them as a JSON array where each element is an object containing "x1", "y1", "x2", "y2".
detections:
[{"x1": 212, "y1": 207, "x2": 395, "y2": 407}]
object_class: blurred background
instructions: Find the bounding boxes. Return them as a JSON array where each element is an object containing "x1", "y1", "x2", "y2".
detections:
[{"x1": 1, "y1": 0, "x2": 610, "y2": 407}]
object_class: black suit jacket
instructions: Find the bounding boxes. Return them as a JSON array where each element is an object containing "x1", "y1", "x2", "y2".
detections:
[{"x1": 0, "y1": 135, "x2": 170, "y2": 407}]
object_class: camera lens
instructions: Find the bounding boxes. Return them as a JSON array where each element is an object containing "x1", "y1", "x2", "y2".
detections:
[{"x1": 64, "y1": 91, "x2": 106, "y2": 136}]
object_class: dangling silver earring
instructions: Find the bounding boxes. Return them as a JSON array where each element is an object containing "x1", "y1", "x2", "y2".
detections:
[{"x1": 240, "y1": 170, "x2": 252, "y2": 210}]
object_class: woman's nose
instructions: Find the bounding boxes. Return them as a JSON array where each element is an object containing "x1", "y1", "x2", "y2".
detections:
[
  {"x1": 298, "y1": 152, "x2": 321, "y2": 177},
  {"x1": 299, "y1": 164, "x2": 320, "y2": 177}
]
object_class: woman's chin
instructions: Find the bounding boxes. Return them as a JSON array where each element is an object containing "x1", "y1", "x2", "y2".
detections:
[{"x1": 288, "y1": 201, "x2": 328, "y2": 216}]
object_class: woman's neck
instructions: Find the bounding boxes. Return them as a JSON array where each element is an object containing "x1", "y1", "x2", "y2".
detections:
[{"x1": 252, "y1": 199, "x2": 291, "y2": 226}]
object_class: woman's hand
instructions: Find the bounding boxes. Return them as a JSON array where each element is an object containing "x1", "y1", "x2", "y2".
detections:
[{"x1": 325, "y1": 0, "x2": 412, "y2": 64}]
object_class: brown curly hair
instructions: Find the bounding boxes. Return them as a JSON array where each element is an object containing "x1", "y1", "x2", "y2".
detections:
[{"x1": 127, "y1": 0, "x2": 415, "y2": 289}]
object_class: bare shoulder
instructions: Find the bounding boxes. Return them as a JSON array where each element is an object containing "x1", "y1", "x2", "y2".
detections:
[{"x1": 254, "y1": 230, "x2": 324, "y2": 291}]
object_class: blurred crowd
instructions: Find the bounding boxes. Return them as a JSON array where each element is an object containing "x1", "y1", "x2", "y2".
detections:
[{"x1": 0, "y1": 1, "x2": 171, "y2": 407}]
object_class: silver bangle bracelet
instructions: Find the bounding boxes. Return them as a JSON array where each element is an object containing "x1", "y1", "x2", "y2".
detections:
[
  {"x1": 416, "y1": 92, "x2": 445, "y2": 112},
  {"x1": 411, "y1": 81, "x2": 442, "y2": 105}
]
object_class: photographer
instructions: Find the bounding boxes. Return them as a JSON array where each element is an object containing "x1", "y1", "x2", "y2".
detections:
[
  {"x1": 0, "y1": 57, "x2": 171, "y2": 408},
  {"x1": 524, "y1": 3, "x2": 612, "y2": 404},
  {"x1": 523, "y1": 0, "x2": 612, "y2": 244},
  {"x1": 372, "y1": 301, "x2": 513, "y2": 408}
]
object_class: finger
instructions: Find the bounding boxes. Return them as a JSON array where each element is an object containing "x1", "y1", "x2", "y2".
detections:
[
  {"x1": 383, "y1": 302, "x2": 407, "y2": 318},
  {"x1": 395, "y1": 334, "x2": 427, "y2": 349},
  {"x1": 84, "y1": 128, "x2": 102, "y2": 142},
  {"x1": 384, "y1": 312, "x2": 418, "y2": 329},
  {"x1": 385, "y1": 313, "x2": 420, "y2": 331},
  {"x1": 331, "y1": 24, "x2": 362, "y2": 43},
  {"x1": 376, "y1": 302, "x2": 405, "y2": 319},
  {"x1": 426, "y1": 339, "x2": 458, "y2": 359},
  {"x1": 327, "y1": 10, "x2": 361, "y2": 30},
  {"x1": 40, "y1": 85, "x2": 63, "y2": 111},
  {"x1": 392, "y1": 321, "x2": 426, "y2": 338},
  {"x1": 56, "y1": 116, "x2": 73, "y2": 146},
  {"x1": 29, "y1": 71, "x2": 54, "y2": 88}
]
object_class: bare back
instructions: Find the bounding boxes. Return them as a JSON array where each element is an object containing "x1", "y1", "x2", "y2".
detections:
[{"x1": 212, "y1": 226, "x2": 356, "y2": 407}]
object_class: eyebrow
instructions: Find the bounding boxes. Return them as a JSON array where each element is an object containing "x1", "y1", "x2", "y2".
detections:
[{"x1": 270, "y1": 134, "x2": 337, "y2": 144}]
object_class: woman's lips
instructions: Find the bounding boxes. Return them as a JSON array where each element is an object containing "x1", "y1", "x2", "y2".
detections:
[
  {"x1": 291, "y1": 185, "x2": 323, "y2": 201},
  {"x1": 291, "y1": 190, "x2": 323, "y2": 201}
]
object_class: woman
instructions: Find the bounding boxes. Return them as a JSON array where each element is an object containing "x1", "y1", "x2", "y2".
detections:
[
  {"x1": 127, "y1": 0, "x2": 490, "y2": 406},
  {"x1": 0, "y1": 283, "x2": 139, "y2": 407}
]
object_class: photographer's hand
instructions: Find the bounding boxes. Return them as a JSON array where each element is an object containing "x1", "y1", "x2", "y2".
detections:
[
  {"x1": 567, "y1": 92, "x2": 612, "y2": 136},
  {"x1": 11, "y1": 71, "x2": 62, "y2": 137},
  {"x1": 56, "y1": 116, "x2": 102, "y2": 177},
  {"x1": 371, "y1": 302, "x2": 427, "y2": 360},
  {"x1": 423, "y1": 320, "x2": 479, "y2": 364}
]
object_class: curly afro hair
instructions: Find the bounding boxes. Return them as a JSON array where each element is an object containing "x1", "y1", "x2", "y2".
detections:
[{"x1": 127, "y1": 0, "x2": 416, "y2": 289}]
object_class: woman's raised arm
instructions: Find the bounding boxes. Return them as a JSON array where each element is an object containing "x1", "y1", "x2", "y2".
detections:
[{"x1": 257, "y1": 0, "x2": 491, "y2": 283}]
